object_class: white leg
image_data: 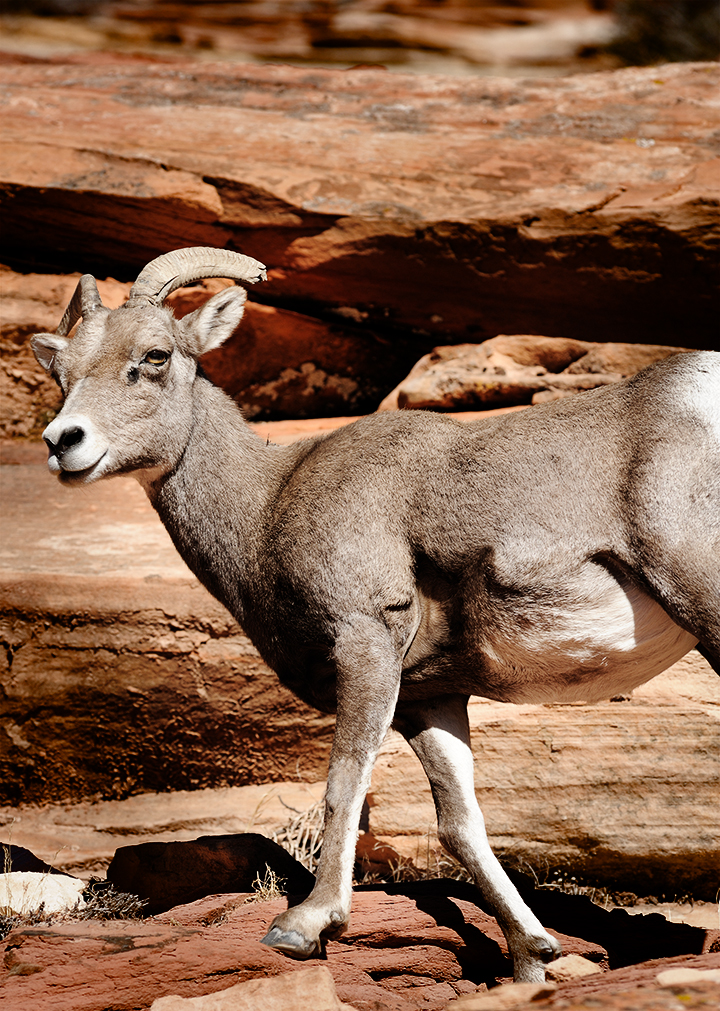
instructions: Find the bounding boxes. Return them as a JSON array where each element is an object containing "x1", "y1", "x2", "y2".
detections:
[
  {"x1": 263, "y1": 617, "x2": 401, "y2": 956},
  {"x1": 394, "y1": 694, "x2": 561, "y2": 982}
]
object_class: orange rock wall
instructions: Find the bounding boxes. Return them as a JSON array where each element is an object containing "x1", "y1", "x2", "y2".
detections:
[
  {"x1": 368, "y1": 652, "x2": 720, "y2": 899},
  {"x1": 0, "y1": 455, "x2": 334, "y2": 804},
  {"x1": 2, "y1": 56, "x2": 719, "y2": 350}
]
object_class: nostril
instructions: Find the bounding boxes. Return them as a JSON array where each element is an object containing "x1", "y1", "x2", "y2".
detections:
[
  {"x1": 48, "y1": 426, "x2": 85, "y2": 457},
  {"x1": 61, "y1": 427, "x2": 84, "y2": 451}
]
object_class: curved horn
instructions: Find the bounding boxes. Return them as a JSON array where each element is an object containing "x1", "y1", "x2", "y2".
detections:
[
  {"x1": 57, "y1": 274, "x2": 105, "y2": 336},
  {"x1": 126, "y1": 247, "x2": 267, "y2": 307}
]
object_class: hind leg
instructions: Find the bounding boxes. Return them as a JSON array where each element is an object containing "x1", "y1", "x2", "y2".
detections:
[{"x1": 394, "y1": 693, "x2": 560, "y2": 982}]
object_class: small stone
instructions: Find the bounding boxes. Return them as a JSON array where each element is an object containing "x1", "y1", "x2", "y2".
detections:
[
  {"x1": 447, "y1": 981, "x2": 557, "y2": 1010},
  {"x1": 656, "y1": 967, "x2": 720, "y2": 986},
  {"x1": 545, "y1": 953, "x2": 602, "y2": 981},
  {"x1": 149, "y1": 965, "x2": 346, "y2": 1011}
]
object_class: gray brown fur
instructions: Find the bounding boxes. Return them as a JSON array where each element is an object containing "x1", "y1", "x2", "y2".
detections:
[{"x1": 32, "y1": 248, "x2": 720, "y2": 983}]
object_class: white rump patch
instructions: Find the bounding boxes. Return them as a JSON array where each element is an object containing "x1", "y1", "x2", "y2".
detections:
[{"x1": 676, "y1": 352, "x2": 720, "y2": 441}]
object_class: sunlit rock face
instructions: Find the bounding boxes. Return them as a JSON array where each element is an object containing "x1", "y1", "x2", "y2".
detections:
[{"x1": 1, "y1": 56, "x2": 719, "y2": 354}]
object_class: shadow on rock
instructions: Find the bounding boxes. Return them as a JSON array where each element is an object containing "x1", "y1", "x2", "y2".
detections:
[{"x1": 107, "y1": 833, "x2": 315, "y2": 916}]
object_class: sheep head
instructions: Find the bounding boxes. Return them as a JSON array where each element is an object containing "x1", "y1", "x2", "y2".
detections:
[{"x1": 31, "y1": 246, "x2": 266, "y2": 484}]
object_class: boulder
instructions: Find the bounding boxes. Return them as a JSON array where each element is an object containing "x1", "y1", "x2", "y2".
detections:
[
  {"x1": 0, "y1": 843, "x2": 68, "y2": 876},
  {"x1": 73, "y1": 1, "x2": 618, "y2": 73},
  {"x1": 378, "y1": 335, "x2": 695, "y2": 411},
  {"x1": 0, "y1": 871, "x2": 85, "y2": 916},
  {"x1": 366, "y1": 650, "x2": 720, "y2": 900},
  {"x1": 106, "y1": 833, "x2": 315, "y2": 915},
  {"x1": 0, "y1": 779, "x2": 326, "y2": 880},
  {"x1": 1, "y1": 57, "x2": 719, "y2": 349}
]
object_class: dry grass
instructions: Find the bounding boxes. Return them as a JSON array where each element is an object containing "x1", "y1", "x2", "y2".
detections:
[
  {"x1": 357, "y1": 847, "x2": 473, "y2": 886},
  {"x1": 0, "y1": 847, "x2": 147, "y2": 941},
  {"x1": 517, "y1": 862, "x2": 700, "y2": 909},
  {"x1": 243, "y1": 865, "x2": 287, "y2": 904},
  {"x1": 74, "y1": 879, "x2": 147, "y2": 920},
  {"x1": 272, "y1": 799, "x2": 325, "y2": 876},
  {"x1": 0, "y1": 884, "x2": 148, "y2": 940},
  {"x1": 270, "y1": 803, "x2": 474, "y2": 887}
]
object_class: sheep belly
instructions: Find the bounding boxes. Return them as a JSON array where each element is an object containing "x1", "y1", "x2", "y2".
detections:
[{"x1": 479, "y1": 577, "x2": 697, "y2": 704}]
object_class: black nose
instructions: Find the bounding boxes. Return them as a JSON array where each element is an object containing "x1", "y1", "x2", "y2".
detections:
[{"x1": 45, "y1": 425, "x2": 85, "y2": 459}]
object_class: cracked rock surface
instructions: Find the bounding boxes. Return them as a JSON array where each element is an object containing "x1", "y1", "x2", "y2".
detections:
[{"x1": 1, "y1": 56, "x2": 719, "y2": 351}]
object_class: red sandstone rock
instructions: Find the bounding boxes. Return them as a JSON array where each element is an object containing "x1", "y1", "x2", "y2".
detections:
[
  {"x1": 0, "y1": 781, "x2": 327, "y2": 880},
  {"x1": 0, "y1": 884, "x2": 596, "y2": 1011},
  {"x1": 533, "y1": 954, "x2": 720, "y2": 1009},
  {"x1": 149, "y1": 965, "x2": 349, "y2": 1011},
  {"x1": 0, "y1": 266, "x2": 416, "y2": 435},
  {"x1": 378, "y1": 335, "x2": 695, "y2": 411},
  {"x1": 98, "y1": 0, "x2": 618, "y2": 73},
  {"x1": 545, "y1": 953, "x2": 602, "y2": 981},
  {"x1": 447, "y1": 981, "x2": 557, "y2": 1010},
  {"x1": 2, "y1": 881, "x2": 718, "y2": 1011},
  {"x1": 187, "y1": 290, "x2": 408, "y2": 421},
  {"x1": 1, "y1": 57, "x2": 718, "y2": 348},
  {"x1": 450, "y1": 978, "x2": 720, "y2": 1010}
]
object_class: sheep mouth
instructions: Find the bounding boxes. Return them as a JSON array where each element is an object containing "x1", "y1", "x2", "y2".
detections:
[{"x1": 57, "y1": 451, "x2": 109, "y2": 485}]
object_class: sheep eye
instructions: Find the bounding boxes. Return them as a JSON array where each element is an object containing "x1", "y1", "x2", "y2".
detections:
[{"x1": 144, "y1": 349, "x2": 170, "y2": 366}]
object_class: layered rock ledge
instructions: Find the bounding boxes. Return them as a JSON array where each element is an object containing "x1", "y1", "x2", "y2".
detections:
[
  {"x1": 0, "y1": 439, "x2": 336, "y2": 805},
  {"x1": 1, "y1": 56, "x2": 718, "y2": 349}
]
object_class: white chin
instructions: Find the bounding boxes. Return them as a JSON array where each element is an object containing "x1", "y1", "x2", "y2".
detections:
[{"x1": 58, "y1": 452, "x2": 109, "y2": 483}]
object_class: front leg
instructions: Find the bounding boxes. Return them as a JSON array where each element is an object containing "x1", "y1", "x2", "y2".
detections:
[{"x1": 262, "y1": 616, "x2": 401, "y2": 957}]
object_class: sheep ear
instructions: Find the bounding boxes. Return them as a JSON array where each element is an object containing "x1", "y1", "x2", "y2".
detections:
[
  {"x1": 181, "y1": 286, "x2": 247, "y2": 356},
  {"x1": 32, "y1": 333, "x2": 69, "y2": 372}
]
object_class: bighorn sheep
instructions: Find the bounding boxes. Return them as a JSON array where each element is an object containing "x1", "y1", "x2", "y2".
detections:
[{"x1": 32, "y1": 246, "x2": 719, "y2": 983}]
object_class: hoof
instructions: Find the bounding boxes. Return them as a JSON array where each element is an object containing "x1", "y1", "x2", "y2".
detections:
[
  {"x1": 540, "y1": 936, "x2": 562, "y2": 963},
  {"x1": 540, "y1": 944, "x2": 560, "y2": 964},
  {"x1": 261, "y1": 925, "x2": 321, "y2": 960}
]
